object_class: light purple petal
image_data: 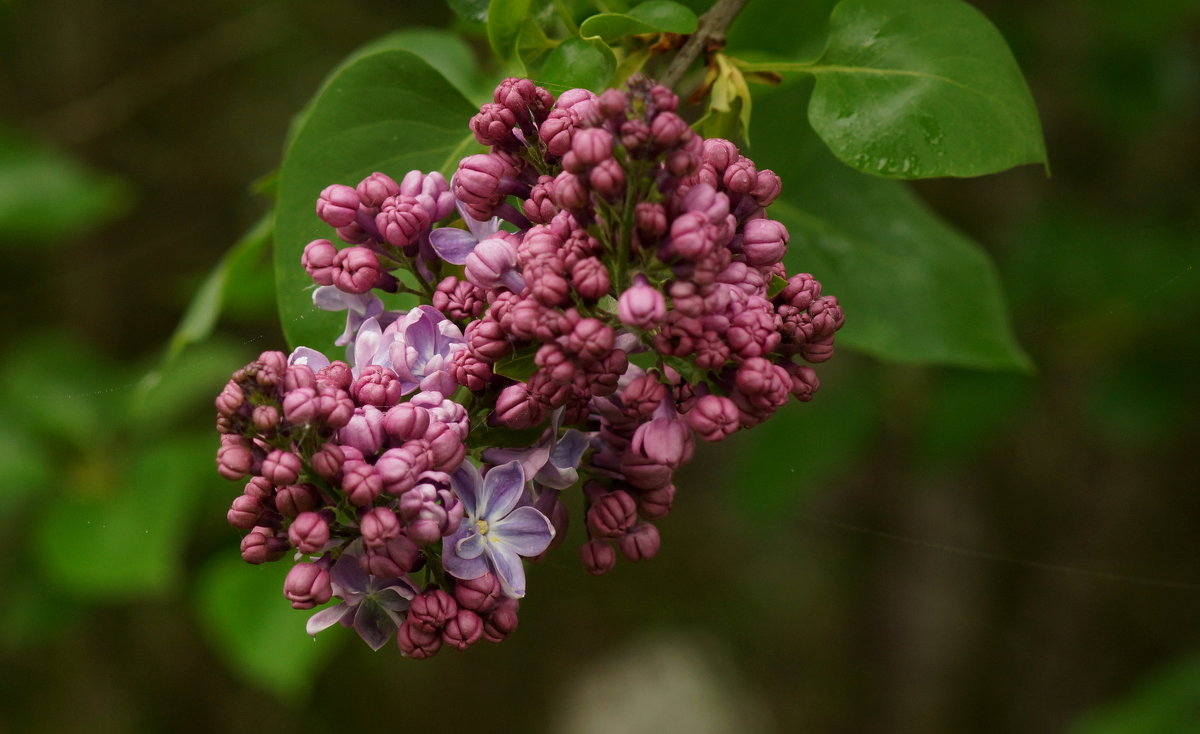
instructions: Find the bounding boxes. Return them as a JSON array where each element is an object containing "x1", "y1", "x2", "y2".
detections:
[
  {"x1": 428, "y1": 227, "x2": 479, "y2": 265},
  {"x1": 353, "y1": 317, "x2": 382, "y2": 372},
  {"x1": 455, "y1": 527, "x2": 486, "y2": 560},
  {"x1": 480, "y1": 461, "x2": 526, "y2": 521},
  {"x1": 491, "y1": 505, "x2": 555, "y2": 557},
  {"x1": 550, "y1": 429, "x2": 589, "y2": 470},
  {"x1": 306, "y1": 602, "x2": 353, "y2": 636},
  {"x1": 329, "y1": 548, "x2": 369, "y2": 596},
  {"x1": 484, "y1": 544, "x2": 528, "y2": 599},
  {"x1": 450, "y1": 461, "x2": 482, "y2": 516},
  {"x1": 288, "y1": 347, "x2": 330, "y2": 372},
  {"x1": 352, "y1": 599, "x2": 398, "y2": 651},
  {"x1": 312, "y1": 285, "x2": 350, "y2": 312},
  {"x1": 442, "y1": 524, "x2": 490, "y2": 581},
  {"x1": 535, "y1": 464, "x2": 578, "y2": 490},
  {"x1": 376, "y1": 583, "x2": 416, "y2": 612},
  {"x1": 482, "y1": 445, "x2": 551, "y2": 481}
]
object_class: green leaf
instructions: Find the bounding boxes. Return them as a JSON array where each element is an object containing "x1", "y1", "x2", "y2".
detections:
[
  {"x1": 698, "y1": 54, "x2": 753, "y2": 145},
  {"x1": 1070, "y1": 654, "x2": 1200, "y2": 734},
  {"x1": 0, "y1": 421, "x2": 54, "y2": 521},
  {"x1": 152, "y1": 214, "x2": 271, "y2": 383},
  {"x1": 750, "y1": 0, "x2": 1047, "y2": 178},
  {"x1": 447, "y1": 0, "x2": 489, "y2": 24},
  {"x1": 493, "y1": 345, "x2": 540, "y2": 381},
  {"x1": 0, "y1": 123, "x2": 131, "y2": 245},
  {"x1": 275, "y1": 44, "x2": 478, "y2": 351},
  {"x1": 661, "y1": 354, "x2": 706, "y2": 385},
  {"x1": 488, "y1": 0, "x2": 534, "y2": 61},
  {"x1": 34, "y1": 439, "x2": 211, "y2": 599},
  {"x1": 379, "y1": 29, "x2": 483, "y2": 100},
  {"x1": 195, "y1": 554, "x2": 340, "y2": 698},
  {"x1": 537, "y1": 36, "x2": 617, "y2": 92},
  {"x1": 579, "y1": 0, "x2": 698, "y2": 42},
  {"x1": 754, "y1": 81, "x2": 1030, "y2": 370}
]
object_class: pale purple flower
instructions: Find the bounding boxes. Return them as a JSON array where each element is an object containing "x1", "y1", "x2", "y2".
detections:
[
  {"x1": 306, "y1": 543, "x2": 417, "y2": 651},
  {"x1": 483, "y1": 409, "x2": 589, "y2": 490},
  {"x1": 312, "y1": 285, "x2": 389, "y2": 347},
  {"x1": 442, "y1": 460, "x2": 554, "y2": 598},
  {"x1": 427, "y1": 200, "x2": 502, "y2": 265},
  {"x1": 387, "y1": 305, "x2": 466, "y2": 395}
]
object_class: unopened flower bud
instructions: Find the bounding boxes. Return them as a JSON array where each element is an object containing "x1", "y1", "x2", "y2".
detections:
[
  {"x1": 310, "y1": 442, "x2": 345, "y2": 479},
  {"x1": 332, "y1": 246, "x2": 382, "y2": 295},
  {"x1": 240, "y1": 529, "x2": 288, "y2": 564},
  {"x1": 261, "y1": 449, "x2": 302, "y2": 486},
  {"x1": 587, "y1": 490, "x2": 637, "y2": 538},
  {"x1": 360, "y1": 507, "x2": 402, "y2": 547},
  {"x1": 442, "y1": 608, "x2": 484, "y2": 650},
  {"x1": 362, "y1": 534, "x2": 419, "y2": 577},
  {"x1": 571, "y1": 127, "x2": 614, "y2": 167},
  {"x1": 618, "y1": 523, "x2": 661, "y2": 561},
  {"x1": 483, "y1": 597, "x2": 520, "y2": 643},
  {"x1": 580, "y1": 539, "x2": 617, "y2": 575},
  {"x1": 636, "y1": 484, "x2": 675, "y2": 520},
  {"x1": 397, "y1": 620, "x2": 442, "y2": 659},
  {"x1": 617, "y1": 275, "x2": 666, "y2": 329},
  {"x1": 454, "y1": 573, "x2": 502, "y2": 613},
  {"x1": 274, "y1": 483, "x2": 319, "y2": 517},
  {"x1": 571, "y1": 257, "x2": 610, "y2": 301},
  {"x1": 302, "y1": 239, "x2": 339, "y2": 286},
  {"x1": 741, "y1": 218, "x2": 788, "y2": 266},
  {"x1": 316, "y1": 184, "x2": 360, "y2": 228},
  {"x1": 409, "y1": 589, "x2": 458, "y2": 632},
  {"x1": 288, "y1": 511, "x2": 330, "y2": 553},
  {"x1": 341, "y1": 459, "x2": 383, "y2": 506},
  {"x1": 227, "y1": 493, "x2": 262, "y2": 529},
  {"x1": 284, "y1": 562, "x2": 333, "y2": 609}
]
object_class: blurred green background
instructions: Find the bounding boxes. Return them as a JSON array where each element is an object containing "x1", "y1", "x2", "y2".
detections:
[{"x1": 1, "y1": 1, "x2": 1198, "y2": 732}]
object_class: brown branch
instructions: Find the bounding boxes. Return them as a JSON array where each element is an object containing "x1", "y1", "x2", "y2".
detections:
[{"x1": 658, "y1": 0, "x2": 751, "y2": 91}]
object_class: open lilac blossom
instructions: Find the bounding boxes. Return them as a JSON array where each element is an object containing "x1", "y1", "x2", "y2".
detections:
[
  {"x1": 442, "y1": 460, "x2": 554, "y2": 598},
  {"x1": 306, "y1": 544, "x2": 418, "y2": 651},
  {"x1": 312, "y1": 285, "x2": 389, "y2": 347},
  {"x1": 428, "y1": 200, "x2": 502, "y2": 265},
  {"x1": 483, "y1": 409, "x2": 590, "y2": 490},
  {"x1": 387, "y1": 305, "x2": 466, "y2": 395}
]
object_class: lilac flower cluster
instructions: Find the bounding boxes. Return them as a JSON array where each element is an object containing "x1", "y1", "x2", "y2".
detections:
[{"x1": 214, "y1": 76, "x2": 843, "y2": 657}]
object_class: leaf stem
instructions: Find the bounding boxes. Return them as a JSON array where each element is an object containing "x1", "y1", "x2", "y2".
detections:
[{"x1": 659, "y1": 0, "x2": 751, "y2": 91}]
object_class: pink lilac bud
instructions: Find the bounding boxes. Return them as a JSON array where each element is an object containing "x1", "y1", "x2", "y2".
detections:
[
  {"x1": 669, "y1": 211, "x2": 715, "y2": 259},
  {"x1": 380, "y1": 403, "x2": 430, "y2": 443},
  {"x1": 338, "y1": 405, "x2": 387, "y2": 455},
  {"x1": 449, "y1": 349, "x2": 491, "y2": 391},
  {"x1": 454, "y1": 153, "x2": 509, "y2": 220},
  {"x1": 523, "y1": 175, "x2": 559, "y2": 223},
  {"x1": 587, "y1": 490, "x2": 637, "y2": 539},
  {"x1": 409, "y1": 589, "x2": 458, "y2": 632},
  {"x1": 741, "y1": 218, "x2": 788, "y2": 266},
  {"x1": 650, "y1": 112, "x2": 690, "y2": 147},
  {"x1": 465, "y1": 237, "x2": 523, "y2": 292},
  {"x1": 216, "y1": 438, "x2": 255, "y2": 480},
  {"x1": 351, "y1": 366, "x2": 404, "y2": 408},
  {"x1": 360, "y1": 507, "x2": 402, "y2": 547},
  {"x1": 288, "y1": 511, "x2": 330, "y2": 553},
  {"x1": 375, "y1": 444, "x2": 429, "y2": 496},
  {"x1": 400, "y1": 480, "x2": 464, "y2": 545},
  {"x1": 687, "y1": 394, "x2": 740, "y2": 441},
  {"x1": 722, "y1": 156, "x2": 758, "y2": 194},
  {"x1": 599, "y1": 88, "x2": 628, "y2": 117},
  {"x1": 526, "y1": 264, "x2": 569, "y2": 306},
  {"x1": 227, "y1": 494, "x2": 262, "y2": 529},
  {"x1": 443, "y1": 608, "x2": 484, "y2": 650},
  {"x1": 454, "y1": 573, "x2": 502, "y2": 613},
  {"x1": 619, "y1": 450, "x2": 674, "y2": 490},
  {"x1": 362, "y1": 534, "x2": 420, "y2": 577},
  {"x1": 751, "y1": 169, "x2": 782, "y2": 206},
  {"x1": 634, "y1": 202, "x2": 667, "y2": 239},
  {"x1": 466, "y1": 319, "x2": 512, "y2": 363},
  {"x1": 214, "y1": 380, "x2": 244, "y2": 417},
  {"x1": 620, "y1": 118, "x2": 650, "y2": 150},
  {"x1": 580, "y1": 539, "x2": 617, "y2": 575},
  {"x1": 536, "y1": 343, "x2": 576, "y2": 384},
  {"x1": 617, "y1": 275, "x2": 666, "y2": 328},
  {"x1": 482, "y1": 598, "x2": 520, "y2": 643},
  {"x1": 317, "y1": 361, "x2": 354, "y2": 390},
  {"x1": 636, "y1": 484, "x2": 675, "y2": 520},
  {"x1": 284, "y1": 364, "x2": 317, "y2": 392},
  {"x1": 553, "y1": 171, "x2": 589, "y2": 211},
  {"x1": 433, "y1": 276, "x2": 487, "y2": 321},
  {"x1": 556, "y1": 88, "x2": 599, "y2": 123},
  {"x1": 244, "y1": 476, "x2": 273, "y2": 499},
  {"x1": 470, "y1": 102, "x2": 519, "y2": 147},
  {"x1": 588, "y1": 158, "x2": 625, "y2": 201},
  {"x1": 702, "y1": 138, "x2": 739, "y2": 171},
  {"x1": 316, "y1": 184, "x2": 360, "y2": 228},
  {"x1": 332, "y1": 246, "x2": 382, "y2": 295},
  {"x1": 356, "y1": 172, "x2": 400, "y2": 208},
  {"x1": 571, "y1": 127, "x2": 614, "y2": 167},
  {"x1": 301, "y1": 239, "x2": 339, "y2": 286},
  {"x1": 494, "y1": 77, "x2": 549, "y2": 121},
  {"x1": 275, "y1": 484, "x2": 318, "y2": 517},
  {"x1": 241, "y1": 529, "x2": 288, "y2": 564},
  {"x1": 321, "y1": 386, "x2": 355, "y2": 429},
  {"x1": 787, "y1": 363, "x2": 820, "y2": 401},
  {"x1": 618, "y1": 523, "x2": 661, "y2": 561},
  {"x1": 648, "y1": 84, "x2": 678, "y2": 112},
  {"x1": 631, "y1": 401, "x2": 694, "y2": 468},
  {"x1": 261, "y1": 449, "x2": 301, "y2": 486},
  {"x1": 397, "y1": 621, "x2": 442, "y2": 659},
  {"x1": 284, "y1": 562, "x2": 333, "y2": 609},
  {"x1": 376, "y1": 196, "x2": 430, "y2": 247},
  {"x1": 571, "y1": 257, "x2": 611, "y2": 301},
  {"x1": 282, "y1": 387, "x2": 320, "y2": 425},
  {"x1": 566, "y1": 318, "x2": 615, "y2": 361},
  {"x1": 492, "y1": 383, "x2": 544, "y2": 429},
  {"x1": 310, "y1": 442, "x2": 345, "y2": 479},
  {"x1": 423, "y1": 422, "x2": 465, "y2": 472},
  {"x1": 539, "y1": 109, "x2": 575, "y2": 156},
  {"x1": 341, "y1": 458, "x2": 383, "y2": 506}
]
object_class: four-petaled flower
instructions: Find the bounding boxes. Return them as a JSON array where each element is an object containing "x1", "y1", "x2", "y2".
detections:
[
  {"x1": 306, "y1": 543, "x2": 418, "y2": 651},
  {"x1": 442, "y1": 460, "x2": 555, "y2": 598}
]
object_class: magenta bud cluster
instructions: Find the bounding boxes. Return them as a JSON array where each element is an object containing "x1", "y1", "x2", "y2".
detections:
[{"x1": 215, "y1": 76, "x2": 843, "y2": 658}]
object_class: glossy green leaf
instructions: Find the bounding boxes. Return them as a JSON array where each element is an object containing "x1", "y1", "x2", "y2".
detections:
[
  {"x1": 380, "y1": 29, "x2": 483, "y2": 100},
  {"x1": 34, "y1": 439, "x2": 211, "y2": 599},
  {"x1": 579, "y1": 0, "x2": 698, "y2": 42},
  {"x1": 754, "y1": 81, "x2": 1031, "y2": 370},
  {"x1": 0, "y1": 124, "x2": 131, "y2": 245},
  {"x1": 447, "y1": 0, "x2": 490, "y2": 24},
  {"x1": 275, "y1": 44, "x2": 478, "y2": 351},
  {"x1": 537, "y1": 36, "x2": 617, "y2": 92},
  {"x1": 196, "y1": 554, "x2": 340, "y2": 698},
  {"x1": 493, "y1": 346, "x2": 539, "y2": 381},
  {"x1": 746, "y1": 0, "x2": 1047, "y2": 178},
  {"x1": 488, "y1": 0, "x2": 534, "y2": 61}
]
